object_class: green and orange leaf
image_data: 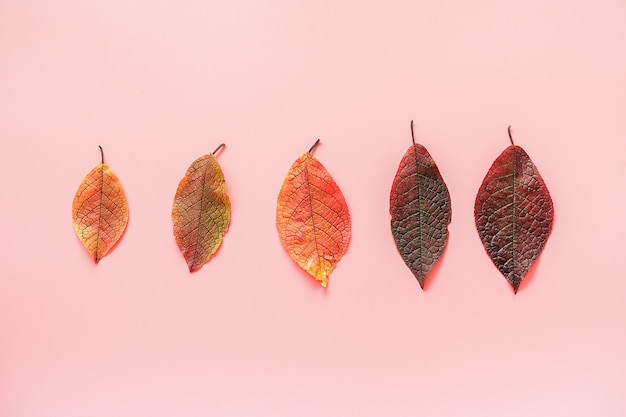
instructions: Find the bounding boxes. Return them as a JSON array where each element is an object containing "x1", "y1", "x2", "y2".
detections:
[
  {"x1": 475, "y1": 127, "x2": 554, "y2": 293},
  {"x1": 172, "y1": 144, "x2": 231, "y2": 272},
  {"x1": 72, "y1": 146, "x2": 129, "y2": 263},
  {"x1": 390, "y1": 122, "x2": 451, "y2": 289},
  {"x1": 276, "y1": 140, "x2": 351, "y2": 287}
]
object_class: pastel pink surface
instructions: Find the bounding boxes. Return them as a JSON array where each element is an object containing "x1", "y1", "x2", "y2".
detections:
[{"x1": 1, "y1": 0, "x2": 625, "y2": 416}]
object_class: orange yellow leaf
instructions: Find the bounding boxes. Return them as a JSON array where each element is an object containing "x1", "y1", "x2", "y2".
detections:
[
  {"x1": 72, "y1": 146, "x2": 129, "y2": 263},
  {"x1": 276, "y1": 140, "x2": 351, "y2": 287},
  {"x1": 172, "y1": 145, "x2": 231, "y2": 272}
]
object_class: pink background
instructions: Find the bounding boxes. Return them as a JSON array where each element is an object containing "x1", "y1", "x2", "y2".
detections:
[{"x1": 1, "y1": 0, "x2": 625, "y2": 415}]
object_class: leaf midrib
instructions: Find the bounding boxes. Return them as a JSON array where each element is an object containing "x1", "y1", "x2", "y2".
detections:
[
  {"x1": 413, "y1": 148, "x2": 424, "y2": 278},
  {"x1": 193, "y1": 159, "x2": 210, "y2": 267},
  {"x1": 510, "y1": 148, "x2": 517, "y2": 278},
  {"x1": 303, "y1": 162, "x2": 321, "y2": 268},
  {"x1": 95, "y1": 163, "x2": 104, "y2": 261}
]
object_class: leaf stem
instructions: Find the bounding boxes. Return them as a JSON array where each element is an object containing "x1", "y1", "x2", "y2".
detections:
[
  {"x1": 308, "y1": 139, "x2": 321, "y2": 154},
  {"x1": 507, "y1": 125, "x2": 514, "y2": 145},
  {"x1": 212, "y1": 143, "x2": 225, "y2": 155},
  {"x1": 410, "y1": 120, "x2": 416, "y2": 146},
  {"x1": 98, "y1": 145, "x2": 104, "y2": 164}
]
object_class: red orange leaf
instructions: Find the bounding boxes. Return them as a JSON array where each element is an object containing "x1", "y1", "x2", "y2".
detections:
[
  {"x1": 390, "y1": 122, "x2": 451, "y2": 289},
  {"x1": 172, "y1": 144, "x2": 231, "y2": 272},
  {"x1": 276, "y1": 140, "x2": 351, "y2": 287},
  {"x1": 72, "y1": 146, "x2": 129, "y2": 263},
  {"x1": 475, "y1": 127, "x2": 554, "y2": 293}
]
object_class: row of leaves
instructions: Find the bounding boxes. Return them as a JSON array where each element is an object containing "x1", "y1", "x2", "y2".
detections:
[{"x1": 72, "y1": 123, "x2": 553, "y2": 293}]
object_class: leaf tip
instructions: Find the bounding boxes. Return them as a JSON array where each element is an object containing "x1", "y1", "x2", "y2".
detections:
[
  {"x1": 188, "y1": 261, "x2": 202, "y2": 273},
  {"x1": 508, "y1": 276, "x2": 522, "y2": 293},
  {"x1": 315, "y1": 271, "x2": 329, "y2": 287}
]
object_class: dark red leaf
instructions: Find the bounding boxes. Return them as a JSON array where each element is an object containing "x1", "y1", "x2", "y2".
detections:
[
  {"x1": 474, "y1": 127, "x2": 554, "y2": 293},
  {"x1": 390, "y1": 122, "x2": 451, "y2": 289}
]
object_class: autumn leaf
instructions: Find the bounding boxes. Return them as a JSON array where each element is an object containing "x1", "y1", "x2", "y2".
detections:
[
  {"x1": 172, "y1": 144, "x2": 231, "y2": 272},
  {"x1": 390, "y1": 121, "x2": 451, "y2": 289},
  {"x1": 276, "y1": 140, "x2": 351, "y2": 287},
  {"x1": 475, "y1": 127, "x2": 554, "y2": 293},
  {"x1": 72, "y1": 146, "x2": 129, "y2": 263}
]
